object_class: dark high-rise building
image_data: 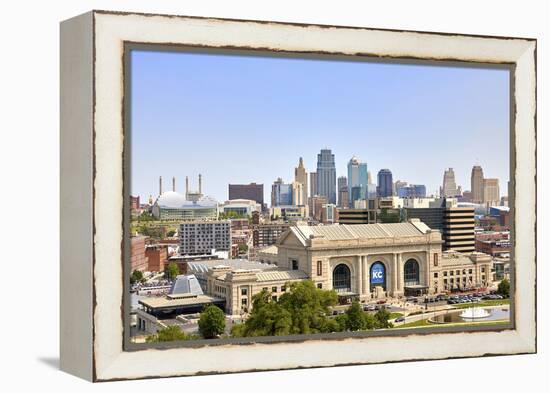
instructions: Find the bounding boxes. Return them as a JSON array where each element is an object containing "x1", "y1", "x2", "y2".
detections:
[
  {"x1": 397, "y1": 184, "x2": 427, "y2": 198},
  {"x1": 309, "y1": 172, "x2": 317, "y2": 197},
  {"x1": 337, "y1": 208, "x2": 377, "y2": 225},
  {"x1": 337, "y1": 176, "x2": 348, "y2": 192},
  {"x1": 404, "y1": 206, "x2": 475, "y2": 252},
  {"x1": 337, "y1": 176, "x2": 348, "y2": 207},
  {"x1": 316, "y1": 148, "x2": 337, "y2": 204},
  {"x1": 228, "y1": 183, "x2": 264, "y2": 207},
  {"x1": 377, "y1": 169, "x2": 393, "y2": 197},
  {"x1": 350, "y1": 186, "x2": 362, "y2": 207}
]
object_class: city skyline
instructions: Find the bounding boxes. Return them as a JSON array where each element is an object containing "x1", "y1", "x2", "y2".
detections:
[{"x1": 131, "y1": 49, "x2": 510, "y2": 202}]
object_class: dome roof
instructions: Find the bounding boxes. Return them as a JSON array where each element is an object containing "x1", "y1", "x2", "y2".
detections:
[
  {"x1": 155, "y1": 191, "x2": 187, "y2": 208},
  {"x1": 156, "y1": 191, "x2": 218, "y2": 209},
  {"x1": 190, "y1": 195, "x2": 218, "y2": 208}
]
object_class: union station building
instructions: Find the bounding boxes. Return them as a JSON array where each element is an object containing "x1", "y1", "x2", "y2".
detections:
[{"x1": 201, "y1": 220, "x2": 494, "y2": 314}]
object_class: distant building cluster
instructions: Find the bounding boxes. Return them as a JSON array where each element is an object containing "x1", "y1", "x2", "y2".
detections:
[{"x1": 129, "y1": 148, "x2": 510, "y2": 337}]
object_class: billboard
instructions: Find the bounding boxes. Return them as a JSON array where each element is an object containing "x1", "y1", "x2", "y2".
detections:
[{"x1": 370, "y1": 262, "x2": 386, "y2": 285}]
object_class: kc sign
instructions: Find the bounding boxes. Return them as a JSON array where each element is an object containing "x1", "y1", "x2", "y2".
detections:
[{"x1": 370, "y1": 262, "x2": 386, "y2": 285}]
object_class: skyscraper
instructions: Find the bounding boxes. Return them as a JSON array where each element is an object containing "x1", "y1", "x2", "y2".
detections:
[
  {"x1": 338, "y1": 188, "x2": 349, "y2": 209},
  {"x1": 316, "y1": 148, "x2": 337, "y2": 204},
  {"x1": 294, "y1": 157, "x2": 308, "y2": 207},
  {"x1": 271, "y1": 178, "x2": 293, "y2": 206},
  {"x1": 337, "y1": 176, "x2": 348, "y2": 191},
  {"x1": 377, "y1": 169, "x2": 393, "y2": 197},
  {"x1": 291, "y1": 181, "x2": 304, "y2": 206},
  {"x1": 394, "y1": 180, "x2": 408, "y2": 195},
  {"x1": 337, "y1": 176, "x2": 348, "y2": 208},
  {"x1": 441, "y1": 168, "x2": 458, "y2": 197},
  {"x1": 309, "y1": 172, "x2": 317, "y2": 197},
  {"x1": 483, "y1": 178, "x2": 500, "y2": 206},
  {"x1": 347, "y1": 156, "x2": 368, "y2": 204},
  {"x1": 397, "y1": 184, "x2": 427, "y2": 198},
  {"x1": 471, "y1": 165, "x2": 485, "y2": 203}
]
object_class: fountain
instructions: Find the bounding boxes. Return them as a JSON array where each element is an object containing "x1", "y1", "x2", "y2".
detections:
[
  {"x1": 429, "y1": 305, "x2": 508, "y2": 324},
  {"x1": 459, "y1": 307, "x2": 490, "y2": 319}
]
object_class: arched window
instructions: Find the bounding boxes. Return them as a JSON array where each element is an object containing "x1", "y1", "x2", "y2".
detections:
[
  {"x1": 370, "y1": 262, "x2": 386, "y2": 291},
  {"x1": 404, "y1": 259, "x2": 420, "y2": 286},
  {"x1": 332, "y1": 264, "x2": 351, "y2": 293}
]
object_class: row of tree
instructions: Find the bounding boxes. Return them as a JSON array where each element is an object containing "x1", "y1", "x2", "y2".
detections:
[
  {"x1": 146, "y1": 280, "x2": 393, "y2": 342},
  {"x1": 146, "y1": 305, "x2": 226, "y2": 342},
  {"x1": 231, "y1": 280, "x2": 392, "y2": 337}
]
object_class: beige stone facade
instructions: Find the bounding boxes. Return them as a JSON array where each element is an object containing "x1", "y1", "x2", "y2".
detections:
[
  {"x1": 434, "y1": 251, "x2": 493, "y2": 292},
  {"x1": 266, "y1": 221, "x2": 443, "y2": 299},
  {"x1": 202, "y1": 221, "x2": 494, "y2": 315},
  {"x1": 205, "y1": 266, "x2": 307, "y2": 315}
]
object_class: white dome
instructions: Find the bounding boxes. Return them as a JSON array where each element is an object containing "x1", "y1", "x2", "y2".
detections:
[
  {"x1": 155, "y1": 191, "x2": 187, "y2": 208},
  {"x1": 156, "y1": 192, "x2": 218, "y2": 209}
]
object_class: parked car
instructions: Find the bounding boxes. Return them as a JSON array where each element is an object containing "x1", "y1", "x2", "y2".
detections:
[
  {"x1": 395, "y1": 316, "x2": 405, "y2": 323},
  {"x1": 377, "y1": 299, "x2": 387, "y2": 304}
]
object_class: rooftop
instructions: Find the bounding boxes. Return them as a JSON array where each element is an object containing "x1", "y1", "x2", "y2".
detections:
[
  {"x1": 289, "y1": 220, "x2": 433, "y2": 244},
  {"x1": 139, "y1": 294, "x2": 223, "y2": 309},
  {"x1": 187, "y1": 258, "x2": 278, "y2": 274},
  {"x1": 256, "y1": 270, "x2": 308, "y2": 282}
]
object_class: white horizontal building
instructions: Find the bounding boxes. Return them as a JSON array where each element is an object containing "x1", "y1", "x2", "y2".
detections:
[{"x1": 221, "y1": 199, "x2": 261, "y2": 217}]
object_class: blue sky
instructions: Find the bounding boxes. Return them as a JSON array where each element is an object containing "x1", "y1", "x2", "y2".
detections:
[{"x1": 130, "y1": 49, "x2": 510, "y2": 203}]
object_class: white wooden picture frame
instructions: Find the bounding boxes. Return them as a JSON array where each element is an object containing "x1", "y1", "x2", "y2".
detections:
[{"x1": 60, "y1": 10, "x2": 536, "y2": 381}]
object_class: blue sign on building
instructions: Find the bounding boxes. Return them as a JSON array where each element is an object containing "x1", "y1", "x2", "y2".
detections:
[{"x1": 370, "y1": 262, "x2": 386, "y2": 285}]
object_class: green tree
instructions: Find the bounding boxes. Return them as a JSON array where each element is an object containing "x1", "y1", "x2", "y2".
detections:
[
  {"x1": 230, "y1": 322, "x2": 247, "y2": 337},
  {"x1": 497, "y1": 278, "x2": 510, "y2": 297},
  {"x1": 164, "y1": 262, "x2": 179, "y2": 281},
  {"x1": 166, "y1": 230, "x2": 176, "y2": 237},
  {"x1": 334, "y1": 313, "x2": 349, "y2": 332},
  {"x1": 237, "y1": 290, "x2": 292, "y2": 337},
  {"x1": 219, "y1": 211, "x2": 244, "y2": 220},
  {"x1": 345, "y1": 301, "x2": 366, "y2": 331},
  {"x1": 146, "y1": 325, "x2": 187, "y2": 342},
  {"x1": 232, "y1": 281, "x2": 339, "y2": 337},
  {"x1": 277, "y1": 280, "x2": 338, "y2": 335},
  {"x1": 374, "y1": 307, "x2": 393, "y2": 329},
  {"x1": 340, "y1": 301, "x2": 377, "y2": 331},
  {"x1": 238, "y1": 244, "x2": 249, "y2": 254},
  {"x1": 130, "y1": 270, "x2": 145, "y2": 285},
  {"x1": 198, "y1": 305, "x2": 226, "y2": 339}
]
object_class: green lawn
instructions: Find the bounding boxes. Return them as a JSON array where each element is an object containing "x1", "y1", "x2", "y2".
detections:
[
  {"x1": 452, "y1": 299, "x2": 510, "y2": 309},
  {"x1": 394, "y1": 318, "x2": 510, "y2": 329},
  {"x1": 395, "y1": 319, "x2": 431, "y2": 328},
  {"x1": 389, "y1": 312, "x2": 404, "y2": 320}
]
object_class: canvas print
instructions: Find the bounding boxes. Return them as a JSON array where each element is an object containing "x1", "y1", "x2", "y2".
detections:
[{"x1": 127, "y1": 49, "x2": 511, "y2": 344}]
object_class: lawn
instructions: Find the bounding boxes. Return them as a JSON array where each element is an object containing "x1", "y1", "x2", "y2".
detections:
[
  {"x1": 395, "y1": 319, "x2": 431, "y2": 328},
  {"x1": 394, "y1": 318, "x2": 510, "y2": 329},
  {"x1": 389, "y1": 312, "x2": 404, "y2": 320},
  {"x1": 452, "y1": 299, "x2": 510, "y2": 309}
]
